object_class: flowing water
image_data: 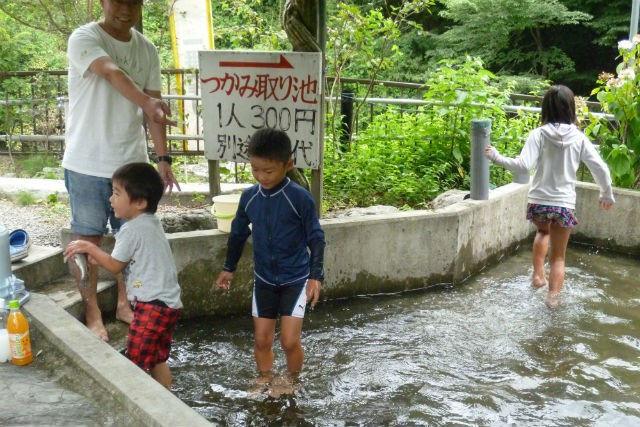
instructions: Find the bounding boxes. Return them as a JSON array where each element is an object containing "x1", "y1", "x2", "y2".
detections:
[{"x1": 171, "y1": 245, "x2": 640, "y2": 426}]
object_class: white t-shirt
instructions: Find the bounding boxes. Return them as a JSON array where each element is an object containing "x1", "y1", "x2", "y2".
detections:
[
  {"x1": 112, "y1": 214, "x2": 183, "y2": 309},
  {"x1": 63, "y1": 22, "x2": 162, "y2": 178}
]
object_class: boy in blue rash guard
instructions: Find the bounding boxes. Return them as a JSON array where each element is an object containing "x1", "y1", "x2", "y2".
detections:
[{"x1": 215, "y1": 128, "x2": 325, "y2": 389}]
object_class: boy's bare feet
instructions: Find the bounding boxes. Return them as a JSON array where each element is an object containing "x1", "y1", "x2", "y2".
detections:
[
  {"x1": 268, "y1": 375, "x2": 296, "y2": 398},
  {"x1": 248, "y1": 371, "x2": 273, "y2": 396},
  {"x1": 116, "y1": 302, "x2": 134, "y2": 324},
  {"x1": 545, "y1": 292, "x2": 560, "y2": 308}
]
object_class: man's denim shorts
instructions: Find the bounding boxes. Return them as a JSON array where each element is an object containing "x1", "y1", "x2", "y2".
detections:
[{"x1": 64, "y1": 169, "x2": 123, "y2": 236}]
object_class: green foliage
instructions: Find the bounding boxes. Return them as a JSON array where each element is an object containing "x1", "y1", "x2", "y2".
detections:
[
  {"x1": 143, "y1": 1, "x2": 173, "y2": 68},
  {"x1": 0, "y1": 11, "x2": 66, "y2": 70},
  {"x1": 0, "y1": 1, "x2": 100, "y2": 41},
  {"x1": 325, "y1": 0, "x2": 434, "y2": 143},
  {"x1": 191, "y1": 193, "x2": 206, "y2": 205},
  {"x1": 16, "y1": 154, "x2": 61, "y2": 178},
  {"x1": 323, "y1": 56, "x2": 539, "y2": 209},
  {"x1": 15, "y1": 190, "x2": 37, "y2": 206},
  {"x1": 219, "y1": 163, "x2": 253, "y2": 183},
  {"x1": 0, "y1": 1, "x2": 173, "y2": 69},
  {"x1": 561, "y1": 0, "x2": 629, "y2": 47},
  {"x1": 212, "y1": 0, "x2": 290, "y2": 50},
  {"x1": 585, "y1": 38, "x2": 640, "y2": 188},
  {"x1": 430, "y1": 0, "x2": 591, "y2": 80}
]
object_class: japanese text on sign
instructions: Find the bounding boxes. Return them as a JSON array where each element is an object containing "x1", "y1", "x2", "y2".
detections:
[{"x1": 199, "y1": 51, "x2": 322, "y2": 169}]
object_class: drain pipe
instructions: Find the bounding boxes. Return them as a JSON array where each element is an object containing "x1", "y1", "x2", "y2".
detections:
[
  {"x1": 0, "y1": 227, "x2": 11, "y2": 284},
  {"x1": 0, "y1": 227, "x2": 29, "y2": 309},
  {"x1": 470, "y1": 119, "x2": 491, "y2": 200}
]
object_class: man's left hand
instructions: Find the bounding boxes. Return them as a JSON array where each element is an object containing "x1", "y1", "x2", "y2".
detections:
[{"x1": 157, "y1": 161, "x2": 181, "y2": 194}]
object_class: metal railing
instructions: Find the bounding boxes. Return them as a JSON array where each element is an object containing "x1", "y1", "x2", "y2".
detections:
[
  {"x1": 0, "y1": 69, "x2": 206, "y2": 156},
  {"x1": 1, "y1": 70, "x2": 609, "y2": 156}
]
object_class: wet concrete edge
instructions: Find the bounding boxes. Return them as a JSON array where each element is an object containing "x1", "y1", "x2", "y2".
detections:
[{"x1": 24, "y1": 292, "x2": 211, "y2": 427}]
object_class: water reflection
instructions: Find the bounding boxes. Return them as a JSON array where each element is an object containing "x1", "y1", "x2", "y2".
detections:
[{"x1": 171, "y1": 245, "x2": 640, "y2": 425}]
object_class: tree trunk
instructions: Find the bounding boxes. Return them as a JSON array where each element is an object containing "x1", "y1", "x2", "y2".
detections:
[{"x1": 281, "y1": 0, "x2": 319, "y2": 190}]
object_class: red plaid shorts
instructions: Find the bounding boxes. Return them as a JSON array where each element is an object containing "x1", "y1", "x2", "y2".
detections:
[{"x1": 126, "y1": 300, "x2": 181, "y2": 371}]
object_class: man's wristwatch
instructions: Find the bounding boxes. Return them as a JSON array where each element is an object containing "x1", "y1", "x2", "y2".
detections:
[{"x1": 155, "y1": 155, "x2": 172, "y2": 165}]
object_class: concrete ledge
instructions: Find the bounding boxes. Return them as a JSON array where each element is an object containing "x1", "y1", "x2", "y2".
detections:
[
  {"x1": 38, "y1": 276, "x2": 118, "y2": 321},
  {"x1": 24, "y1": 293, "x2": 211, "y2": 427},
  {"x1": 49, "y1": 182, "x2": 640, "y2": 319},
  {"x1": 163, "y1": 183, "x2": 535, "y2": 317},
  {"x1": 11, "y1": 245, "x2": 66, "y2": 290}
]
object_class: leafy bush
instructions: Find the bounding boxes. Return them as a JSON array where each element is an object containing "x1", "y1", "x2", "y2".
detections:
[
  {"x1": 323, "y1": 57, "x2": 539, "y2": 210},
  {"x1": 15, "y1": 190, "x2": 37, "y2": 206},
  {"x1": 16, "y1": 154, "x2": 60, "y2": 178},
  {"x1": 585, "y1": 37, "x2": 640, "y2": 188}
]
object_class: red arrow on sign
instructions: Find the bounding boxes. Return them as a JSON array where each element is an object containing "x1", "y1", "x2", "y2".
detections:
[{"x1": 219, "y1": 54, "x2": 294, "y2": 69}]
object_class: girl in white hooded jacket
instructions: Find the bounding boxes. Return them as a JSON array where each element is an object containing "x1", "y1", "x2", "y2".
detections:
[{"x1": 484, "y1": 85, "x2": 615, "y2": 307}]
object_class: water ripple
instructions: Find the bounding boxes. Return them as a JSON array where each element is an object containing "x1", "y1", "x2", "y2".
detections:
[{"x1": 171, "y1": 246, "x2": 640, "y2": 425}]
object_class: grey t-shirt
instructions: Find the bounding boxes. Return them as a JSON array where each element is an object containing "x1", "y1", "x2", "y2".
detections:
[{"x1": 112, "y1": 213, "x2": 182, "y2": 309}]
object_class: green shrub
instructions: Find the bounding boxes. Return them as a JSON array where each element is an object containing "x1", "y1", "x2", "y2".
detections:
[
  {"x1": 585, "y1": 38, "x2": 640, "y2": 188},
  {"x1": 15, "y1": 191, "x2": 37, "y2": 206},
  {"x1": 323, "y1": 56, "x2": 539, "y2": 209},
  {"x1": 17, "y1": 154, "x2": 60, "y2": 178}
]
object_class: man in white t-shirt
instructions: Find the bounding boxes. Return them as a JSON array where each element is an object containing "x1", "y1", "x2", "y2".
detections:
[{"x1": 62, "y1": 0, "x2": 180, "y2": 341}]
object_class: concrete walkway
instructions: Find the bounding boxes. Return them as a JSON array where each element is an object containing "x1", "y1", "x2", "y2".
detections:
[{"x1": 0, "y1": 360, "x2": 124, "y2": 426}]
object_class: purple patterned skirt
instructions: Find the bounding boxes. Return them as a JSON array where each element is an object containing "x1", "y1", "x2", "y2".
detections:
[{"x1": 526, "y1": 203, "x2": 578, "y2": 228}]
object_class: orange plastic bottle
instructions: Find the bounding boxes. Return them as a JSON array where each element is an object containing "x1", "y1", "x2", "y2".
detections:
[{"x1": 7, "y1": 300, "x2": 33, "y2": 366}]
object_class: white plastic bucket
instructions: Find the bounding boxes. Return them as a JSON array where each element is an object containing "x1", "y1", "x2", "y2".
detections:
[{"x1": 211, "y1": 194, "x2": 241, "y2": 233}]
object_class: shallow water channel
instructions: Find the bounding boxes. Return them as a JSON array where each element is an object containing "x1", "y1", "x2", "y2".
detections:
[{"x1": 171, "y1": 245, "x2": 640, "y2": 425}]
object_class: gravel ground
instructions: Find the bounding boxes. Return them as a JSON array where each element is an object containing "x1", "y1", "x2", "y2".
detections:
[
  {"x1": 0, "y1": 197, "x2": 210, "y2": 248},
  {"x1": 0, "y1": 197, "x2": 69, "y2": 247}
]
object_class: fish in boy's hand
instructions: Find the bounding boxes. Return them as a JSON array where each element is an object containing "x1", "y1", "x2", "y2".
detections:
[{"x1": 65, "y1": 253, "x2": 89, "y2": 289}]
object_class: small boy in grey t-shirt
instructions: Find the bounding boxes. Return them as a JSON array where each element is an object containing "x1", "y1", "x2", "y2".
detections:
[{"x1": 64, "y1": 162, "x2": 182, "y2": 388}]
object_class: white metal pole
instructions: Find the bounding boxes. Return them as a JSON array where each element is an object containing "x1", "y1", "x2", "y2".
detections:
[
  {"x1": 630, "y1": 0, "x2": 640, "y2": 40},
  {"x1": 470, "y1": 119, "x2": 491, "y2": 200}
]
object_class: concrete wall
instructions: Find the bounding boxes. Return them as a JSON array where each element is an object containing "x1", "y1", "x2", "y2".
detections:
[
  {"x1": 573, "y1": 182, "x2": 640, "y2": 254},
  {"x1": 60, "y1": 181, "x2": 640, "y2": 319},
  {"x1": 166, "y1": 183, "x2": 534, "y2": 318}
]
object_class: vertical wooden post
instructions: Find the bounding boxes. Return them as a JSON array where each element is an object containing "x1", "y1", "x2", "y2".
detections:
[
  {"x1": 311, "y1": 0, "x2": 326, "y2": 216},
  {"x1": 208, "y1": 159, "x2": 221, "y2": 199}
]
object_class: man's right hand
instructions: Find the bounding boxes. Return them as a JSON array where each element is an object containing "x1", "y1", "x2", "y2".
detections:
[{"x1": 143, "y1": 97, "x2": 177, "y2": 127}]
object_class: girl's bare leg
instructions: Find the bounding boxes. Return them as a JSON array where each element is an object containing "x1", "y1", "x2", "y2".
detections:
[
  {"x1": 532, "y1": 222, "x2": 550, "y2": 288},
  {"x1": 545, "y1": 224, "x2": 572, "y2": 307}
]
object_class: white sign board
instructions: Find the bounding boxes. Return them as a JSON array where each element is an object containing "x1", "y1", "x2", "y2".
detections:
[{"x1": 199, "y1": 50, "x2": 322, "y2": 169}]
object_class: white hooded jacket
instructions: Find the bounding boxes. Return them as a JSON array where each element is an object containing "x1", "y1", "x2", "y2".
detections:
[{"x1": 486, "y1": 123, "x2": 615, "y2": 209}]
